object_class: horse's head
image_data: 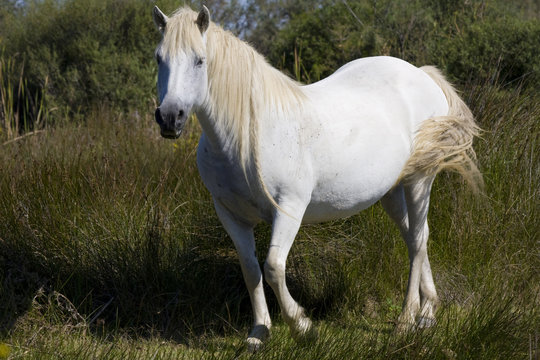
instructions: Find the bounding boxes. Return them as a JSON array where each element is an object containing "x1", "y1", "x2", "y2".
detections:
[{"x1": 152, "y1": 6, "x2": 210, "y2": 139}]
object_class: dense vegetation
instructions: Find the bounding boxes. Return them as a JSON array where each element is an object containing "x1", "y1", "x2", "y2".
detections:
[
  {"x1": 0, "y1": 0, "x2": 538, "y2": 358},
  {"x1": 1, "y1": 0, "x2": 538, "y2": 125}
]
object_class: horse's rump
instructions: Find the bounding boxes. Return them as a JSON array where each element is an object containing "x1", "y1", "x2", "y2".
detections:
[{"x1": 399, "y1": 66, "x2": 483, "y2": 192}]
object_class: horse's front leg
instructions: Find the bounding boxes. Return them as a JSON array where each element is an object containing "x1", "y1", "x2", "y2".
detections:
[
  {"x1": 264, "y1": 203, "x2": 317, "y2": 341},
  {"x1": 213, "y1": 200, "x2": 271, "y2": 352}
]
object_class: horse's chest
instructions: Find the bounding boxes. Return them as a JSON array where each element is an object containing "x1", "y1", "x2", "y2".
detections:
[{"x1": 196, "y1": 138, "x2": 268, "y2": 223}]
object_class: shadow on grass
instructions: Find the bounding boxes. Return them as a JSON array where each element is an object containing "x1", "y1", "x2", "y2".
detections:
[
  {"x1": 1, "y1": 230, "x2": 366, "y2": 347},
  {"x1": 0, "y1": 257, "x2": 48, "y2": 336}
]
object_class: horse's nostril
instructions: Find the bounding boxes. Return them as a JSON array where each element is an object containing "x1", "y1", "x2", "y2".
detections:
[
  {"x1": 155, "y1": 108, "x2": 163, "y2": 125},
  {"x1": 178, "y1": 109, "x2": 185, "y2": 119}
]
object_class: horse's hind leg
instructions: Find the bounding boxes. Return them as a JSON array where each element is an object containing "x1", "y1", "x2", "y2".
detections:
[
  {"x1": 381, "y1": 184, "x2": 409, "y2": 239},
  {"x1": 381, "y1": 179, "x2": 438, "y2": 329},
  {"x1": 401, "y1": 176, "x2": 439, "y2": 328}
]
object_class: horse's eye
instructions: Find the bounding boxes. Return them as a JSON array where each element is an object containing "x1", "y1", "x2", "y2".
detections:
[{"x1": 196, "y1": 57, "x2": 204, "y2": 67}]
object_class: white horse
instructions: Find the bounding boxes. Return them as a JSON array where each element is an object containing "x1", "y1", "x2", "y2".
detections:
[{"x1": 152, "y1": 6, "x2": 482, "y2": 351}]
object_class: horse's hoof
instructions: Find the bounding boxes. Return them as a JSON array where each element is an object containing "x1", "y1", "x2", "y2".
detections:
[
  {"x1": 395, "y1": 320, "x2": 415, "y2": 333},
  {"x1": 301, "y1": 324, "x2": 319, "y2": 343},
  {"x1": 246, "y1": 324, "x2": 270, "y2": 352},
  {"x1": 246, "y1": 337, "x2": 264, "y2": 353},
  {"x1": 416, "y1": 316, "x2": 436, "y2": 328},
  {"x1": 291, "y1": 317, "x2": 318, "y2": 343}
]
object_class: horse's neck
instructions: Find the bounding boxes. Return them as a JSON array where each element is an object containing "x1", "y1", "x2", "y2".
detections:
[
  {"x1": 199, "y1": 26, "x2": 305, "y2": 163},
  {"x1": 194, "y1": 109, "x2": 233, "y2": 156}
]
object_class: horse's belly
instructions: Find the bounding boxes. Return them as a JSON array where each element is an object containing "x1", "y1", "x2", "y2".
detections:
[
  {"x1": 303, "y1": 197, "x2": 378, "y2": 223},
  {"x1": 301, "y1": 117, "x2": 409, "y2": 224},
  {"x1": 303, "y1": 162, "x2": 400, "y2": 223}
]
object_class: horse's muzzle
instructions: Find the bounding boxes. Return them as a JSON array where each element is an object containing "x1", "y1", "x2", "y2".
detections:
[{"x1": 155, "y1": 107, "x2": 186, "y2": 139}]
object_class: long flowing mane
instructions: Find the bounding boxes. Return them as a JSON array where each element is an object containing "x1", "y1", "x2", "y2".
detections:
[{"x1": 162, "y1": 8, "x2": 306, "y2": 204}]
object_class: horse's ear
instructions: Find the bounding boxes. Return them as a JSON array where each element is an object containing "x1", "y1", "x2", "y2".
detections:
[
  {"x1": 153, "y1": 6, "x2": 168, "y2": 34},
  {"x1": 196, "y1": 6, "x2": 210, "y2": 34}
]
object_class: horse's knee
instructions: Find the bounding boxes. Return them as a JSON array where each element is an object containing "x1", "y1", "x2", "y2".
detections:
[
  {"x1": 264, "y1": 257, "x2": 285, "y2": 288},
  {"x1": 241, "y1": 258, "x2": 263, "y2": 290}
]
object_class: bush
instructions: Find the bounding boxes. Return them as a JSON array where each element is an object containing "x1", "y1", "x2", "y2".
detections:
[
  {"x1": 0, "y1": 0, "x2": 179, "y2": 123},
  {"x1": 432, "y1": 17, "x2": 540, "y2": 86},
  {"x1": 1, "y1": 0, "x2": 537, "y2": 131},
  {"x1": 264, "y1": 0, "x2": 540, "y2": 88}
]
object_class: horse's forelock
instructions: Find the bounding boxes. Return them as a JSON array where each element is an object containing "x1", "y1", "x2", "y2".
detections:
[{"x1": 160, "y1": 7, "x2": 205, "y2": 58}]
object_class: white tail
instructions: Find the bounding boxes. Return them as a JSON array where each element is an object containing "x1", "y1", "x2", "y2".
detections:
[{"x1": 399, "y1": 66, "x2": 483, "y2": 192}]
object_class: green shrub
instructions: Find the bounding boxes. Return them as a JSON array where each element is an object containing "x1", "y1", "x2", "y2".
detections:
[
  {"x1": 1, "y1": 0, "x2": 537, "y2": 129},
  {"x1": 432, "y1": 17, "x2": 540, "y2": 86},
  {"x1": 0, "y1": 0, "x2": 181, "y2": 123},
  {"x1": 264, "y1": 0, "x2": 540, "y2": 88}
]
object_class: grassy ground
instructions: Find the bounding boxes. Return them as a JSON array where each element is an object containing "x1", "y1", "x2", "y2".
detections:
[{"x1": 0, "y1": 79, "x2": 538, "y2": 359}]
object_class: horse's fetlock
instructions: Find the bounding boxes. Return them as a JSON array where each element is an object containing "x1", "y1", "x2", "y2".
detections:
[
  {"x1": 246, "y1": 324, "x2": 271, "y2": 352},
  {"x1": 291, "y1": 316, "x2": 318, "y2": 343}
]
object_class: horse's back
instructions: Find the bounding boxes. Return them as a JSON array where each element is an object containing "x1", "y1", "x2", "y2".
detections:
[{"x1": 304, "y1": 56, "x2": 448, "y2": 128}]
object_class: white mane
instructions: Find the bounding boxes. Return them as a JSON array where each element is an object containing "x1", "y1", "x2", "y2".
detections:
[{"x1": 162, "y1": 7, "x2": 306, "y2": 190}]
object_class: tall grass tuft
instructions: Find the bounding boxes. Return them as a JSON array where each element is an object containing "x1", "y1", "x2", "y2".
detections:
[
  {"x1": 0, "y1": 51, "x2": 49, "y2": 142},
  {"x1": 0, "y1": 53, "x2": 23, "y2": 139}
]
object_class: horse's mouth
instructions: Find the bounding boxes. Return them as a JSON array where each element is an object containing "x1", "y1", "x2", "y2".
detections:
[{"x1": 160, "y1": 129, "x2": 182, "y2": 139}]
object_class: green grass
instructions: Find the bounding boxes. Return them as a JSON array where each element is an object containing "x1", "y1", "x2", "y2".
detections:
[{"x1": 0, "y1": 79, "x2": 538, "y2": 358}]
